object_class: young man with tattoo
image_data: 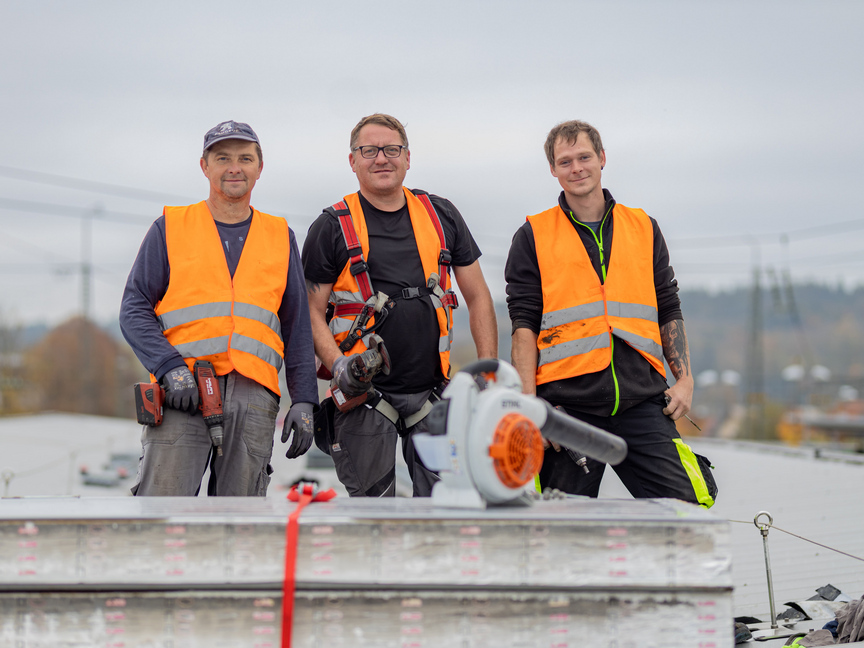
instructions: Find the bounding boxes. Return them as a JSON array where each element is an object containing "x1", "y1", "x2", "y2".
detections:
[{"x1": 505, "y1": 120, "x2": 715, "y2": 507}]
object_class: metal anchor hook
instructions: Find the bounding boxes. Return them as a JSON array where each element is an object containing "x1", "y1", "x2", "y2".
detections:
[
  {"x1": 754, "y1": 510, "x2": 774, "y2": 533},
  {"x1": 754, "y1": 511, "x2": 778, "y2": 630},
  {"x1": 1, "y1": 468, "x2": 14, "y2": 497}
]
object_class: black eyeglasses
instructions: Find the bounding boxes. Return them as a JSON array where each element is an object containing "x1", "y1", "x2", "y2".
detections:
[{"x1": 352, "y1": 145, "x2": 407, "y2": 159}]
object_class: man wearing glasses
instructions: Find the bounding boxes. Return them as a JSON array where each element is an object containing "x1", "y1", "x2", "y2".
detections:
[
  {"x1": 303, "y1": 113, "x2": 497, "y2": 497},
  {"x1": 120, "y1": 120, "x2": 318, "y2": 496}
]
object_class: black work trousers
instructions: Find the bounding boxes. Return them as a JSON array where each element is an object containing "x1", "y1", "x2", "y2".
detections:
[{"x1": 539, "y1": 393, "x2": 713, "y2": 506}]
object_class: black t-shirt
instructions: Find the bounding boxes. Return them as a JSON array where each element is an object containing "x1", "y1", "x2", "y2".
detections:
[{"x1": 303, "y1": 190, "x2": 481, "y2": 393}]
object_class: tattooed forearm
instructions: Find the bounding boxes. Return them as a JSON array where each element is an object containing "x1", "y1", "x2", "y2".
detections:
[
  {"x1": 305, "y1": 279, "x2": 320, "y2": 295},
  {"x1": 660, "y1": 319, "x2": 691, "y2": 381}
]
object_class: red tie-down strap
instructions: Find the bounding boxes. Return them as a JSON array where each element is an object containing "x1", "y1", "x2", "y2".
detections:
[{"x1": 281, "y1": 482, "x2": 337, "y2": 648}]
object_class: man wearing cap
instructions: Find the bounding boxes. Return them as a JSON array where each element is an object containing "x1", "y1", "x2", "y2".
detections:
[{"x1": 120, "y1": 120, "x2": 318, "y2": 496}]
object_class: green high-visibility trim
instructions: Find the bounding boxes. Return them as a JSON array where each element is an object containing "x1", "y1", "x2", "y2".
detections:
[
  {"x1": 567, "y1": 202, "x2": 613, "y2": 282},
  {"x1": 610, "y1": 335, "x2": 620, "y2": 416},
  {"x1": 673, "y1": 438, "x2": 715, "y2": 508}
]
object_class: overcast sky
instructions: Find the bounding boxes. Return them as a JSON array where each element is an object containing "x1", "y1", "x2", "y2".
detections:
[{"x1": 1, "y1": 0, "x2": 862, "y2": 326}]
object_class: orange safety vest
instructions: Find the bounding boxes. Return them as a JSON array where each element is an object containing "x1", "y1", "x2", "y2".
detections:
[
  {"x1": 328, "y1": 188, "x2": 457, "y2": 379},
  {"x1": 154, "y1": 201, "x2": 289, "y2": 395},
  {"x1": 528, "y1": 203, "x2": 665, "y2": 386}
]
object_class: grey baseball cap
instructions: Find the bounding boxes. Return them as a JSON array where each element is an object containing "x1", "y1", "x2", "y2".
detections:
[{"x1": 203, "y1": 120, "x2": 260, "y2": 152}]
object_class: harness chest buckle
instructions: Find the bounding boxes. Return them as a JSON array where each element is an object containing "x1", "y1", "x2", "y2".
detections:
[{"x1": 350, "y1": 260, "x2": 369, "y2": 276}]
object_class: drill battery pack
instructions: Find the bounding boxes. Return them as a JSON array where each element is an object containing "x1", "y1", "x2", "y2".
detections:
[{"x1": 133, "y1": 382, "x2": 164, "y2": 426}]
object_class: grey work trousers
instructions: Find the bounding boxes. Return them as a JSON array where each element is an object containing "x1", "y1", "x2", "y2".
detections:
[
  {"x1": 330, "y1": 389, "x2": 440, "y2": 497},
  {"x1": 131, "y1": 372, "x2": 279, "y2": 496}
]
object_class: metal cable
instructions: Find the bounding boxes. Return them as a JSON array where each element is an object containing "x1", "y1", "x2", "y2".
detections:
[{"x1": 728, "y1": 518, "x2": 864, "y2": 562}]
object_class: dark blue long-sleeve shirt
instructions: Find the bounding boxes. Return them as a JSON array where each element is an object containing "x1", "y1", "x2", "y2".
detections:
[{"x1": 119, "y1": 209, "x2": 318, "y2": 406}]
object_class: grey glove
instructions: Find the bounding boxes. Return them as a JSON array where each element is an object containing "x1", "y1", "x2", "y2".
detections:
[
  {"x1": 331, "y1": 354, "x2": 366, "y2": 396},
  {"x1": 281, "y1": 402, "x2": 315, "y2": 458},
  {"x1": 160, "y1": 366, "x2": 199, "y2": 413}
]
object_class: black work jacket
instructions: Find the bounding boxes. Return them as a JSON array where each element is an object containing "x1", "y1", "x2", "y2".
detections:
[{"x1": 505, "y1": 189, "x2": 681, "y2": 416}]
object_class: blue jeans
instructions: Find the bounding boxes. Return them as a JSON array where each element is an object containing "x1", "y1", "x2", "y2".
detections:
[{"x1": 131, "y1": 372, "x2": 278, "y2": 496}]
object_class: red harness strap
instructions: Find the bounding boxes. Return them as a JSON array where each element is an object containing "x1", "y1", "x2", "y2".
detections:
[
  {"x1": 333, "y1": 201, "x2": 375, "y2": 301},
  {"x1": 415, "y1": 193, "x2": 451, "y2": 285},
  {"x1": 281, "y1": 483, "x2": 337, "y2": 648},
  {"x1": 330, "y1": 192, "x2": 458, "y2": 316}
]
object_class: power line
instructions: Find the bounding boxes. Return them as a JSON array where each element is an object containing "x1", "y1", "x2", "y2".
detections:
[
  {"x1": 1, "y1": 231, "x2": 78, "y2": 265},
  {"x1": 668, "y1": 216, "x2": 864, "y2": 249},
  {"x1": 0, "y1": 196, "x2": 153, "y2": 224},
  {"x1": 0, "y1": 164, "x2": 194, "y2": 204},
  {"x1": 0, "y1": 194, "x2": 309, "y2": 227}
]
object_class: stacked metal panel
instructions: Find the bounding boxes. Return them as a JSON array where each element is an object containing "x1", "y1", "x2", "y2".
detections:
[{"x1": 0, "y1": 496, "x2": 733, "y2": 646}]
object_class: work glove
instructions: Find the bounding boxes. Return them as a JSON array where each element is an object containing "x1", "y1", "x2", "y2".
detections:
[
  {"x1": 281, "y1": 402, "x2": 315, "y2": 458},
  {"x1": 160, "y1": 366, "x2": 199, "y2": 413},
  {"x1": 331, "y1": 354, "x2": 367, "y2": 397}
]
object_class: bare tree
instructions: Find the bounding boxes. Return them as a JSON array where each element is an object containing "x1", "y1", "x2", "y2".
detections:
[{"x1": 24, "y1": 317, "x2": 145, "y2": 417}]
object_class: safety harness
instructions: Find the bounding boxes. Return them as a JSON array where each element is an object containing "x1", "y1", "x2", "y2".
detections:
[
  {"x1": 327, "y1": 192, "x2": 458, "y2": 353},
  {"x1": 325, "y1": 191, "x2": 457, "y2": 430}
]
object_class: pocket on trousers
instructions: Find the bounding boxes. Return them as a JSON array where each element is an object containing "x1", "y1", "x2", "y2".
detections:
[
  {"x1": 330, "y1": 437, "x2": 363, "y2": 495},
  {"x1": 314, "y1": 397, "x2": 336, "y2": 455},
  {"x1": 255, "y1": 463, "x2": 273, "y2": 496},
  {"x1": 695, "y1": 453, "x2": 718, "y2": 500},
  {"x1": 142, "y1": 412, "x2": 194, "y2": 445},
  {"x1": 243, "y1": 402, "x2": 278, "y2": 458}
]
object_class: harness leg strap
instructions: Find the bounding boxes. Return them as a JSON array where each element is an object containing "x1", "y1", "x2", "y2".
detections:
[{"x1": 372, "y1": 397, "x2": 435, "y2": 431}]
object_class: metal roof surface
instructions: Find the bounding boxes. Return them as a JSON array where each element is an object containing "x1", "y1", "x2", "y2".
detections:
[
  {"x1": 2, "y1": 413, "x2": 862, "y2": 622},
  {"x1": 601, "y1": 437, "x2": 864, "y2": 619}
]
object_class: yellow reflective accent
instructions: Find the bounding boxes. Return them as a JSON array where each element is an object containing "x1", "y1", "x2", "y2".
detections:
[
  {"x1": 534, "y1": 473, "x2": 542, "y2": 494},
  {"x1": 673, "y1": 438, "x2": 714, "y2": 508}
]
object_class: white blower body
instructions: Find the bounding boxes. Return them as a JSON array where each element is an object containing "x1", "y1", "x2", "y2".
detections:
[{"x1": 413, "y1": 359, "x2": 628, "y2": 509}]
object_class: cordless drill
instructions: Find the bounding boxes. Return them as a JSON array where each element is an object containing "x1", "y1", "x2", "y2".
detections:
[
  {"x1": 133, "y1": 362, "x2": 225, "y2": 456},
  {"x1": 193, "y1": 360, "x2": 224, "y2": 456},
  {"x1": 331, "y1": 334, "x2": 392, "y2": 413}
]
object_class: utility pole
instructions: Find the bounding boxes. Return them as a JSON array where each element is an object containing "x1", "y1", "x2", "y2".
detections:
[
  {"x1": 780, "y1": 234, "x2": 813, "y2": 369},
  {"x1": 744, "y1": 244, "x2": 765, "y2": 438},
  {"x1": 80, "y1": 204, "x2": 102, "y2": 320},
  {"x1": 80, "y1": 204, "x2": 101, "y2": 414}
]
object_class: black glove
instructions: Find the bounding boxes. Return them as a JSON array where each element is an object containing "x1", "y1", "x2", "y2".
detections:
[
  {"x1": 331, "y1": 354, "x2": 367, "y2": 396},
  {"x1": 161, "y1": 366, "x2": 199, "y2": 413},
  {"x1": 281, "y1": 402, "x2": 315, "y2": 458}
]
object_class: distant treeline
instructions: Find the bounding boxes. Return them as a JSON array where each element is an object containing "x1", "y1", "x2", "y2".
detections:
[
  {"x1": 10, "y1": 282, "x2": 864, "y2": 402},
  {"x1": 453, "y1": 283, "x2": 864, "y2": 400},
  {"x1": 680, "y1": 283, "x2": 864, "y2": 396}
]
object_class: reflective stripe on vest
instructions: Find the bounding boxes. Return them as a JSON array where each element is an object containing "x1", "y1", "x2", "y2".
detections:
[
  {"x1": 328, "y1": 188, "x2": 455, "y2": 377},
  {"x1": 158, "y1": 302, "x2": 283, "y2": 342},
  {"x1": 529, "y1": 203, "x2": 665, "y2": 385},
  {"x1": 155, "y1": 202, "x2": 289, "y2": 394}
]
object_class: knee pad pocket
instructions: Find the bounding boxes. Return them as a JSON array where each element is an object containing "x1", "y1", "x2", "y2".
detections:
[{"x1": 243, "y1": 402, "x2": 278, "y2": 458}]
